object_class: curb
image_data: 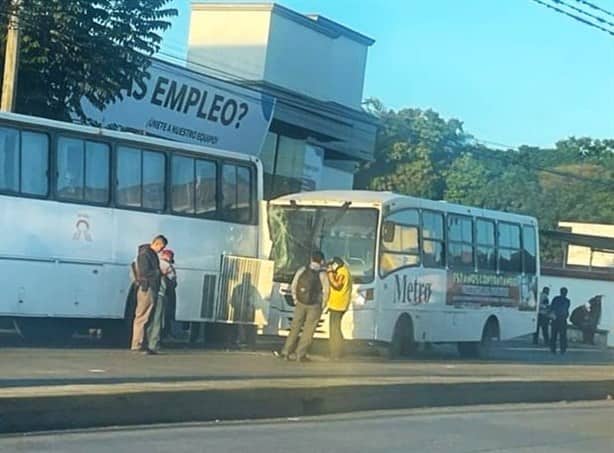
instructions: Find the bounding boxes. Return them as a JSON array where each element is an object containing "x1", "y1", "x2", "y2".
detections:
[{"x1": 2, "y1": 378, "x2": 614, "y2": 434}]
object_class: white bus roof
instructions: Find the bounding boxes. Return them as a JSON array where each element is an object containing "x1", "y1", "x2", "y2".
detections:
[
  {"x1": 0, "y1": 111, "x2": 260, "y2": 165},
  {"x1": 271, "y1": 190, "x2": 537, "y2": 225}
]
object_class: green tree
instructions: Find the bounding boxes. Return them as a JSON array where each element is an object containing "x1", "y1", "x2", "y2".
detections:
[
  {"x1": 443, "y1": 153, "x2": 491, "y2": 205},
  {"x1": 355, "y1": 99, "x2": 467, "y2": 199},
  {"x1": 0, "y1": 0, "x2": 177, "y2": 120}
]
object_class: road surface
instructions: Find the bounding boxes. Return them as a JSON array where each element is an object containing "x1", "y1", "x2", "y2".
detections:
[{"x1": 2, "y1": 401, "x2": 613, "y2": 452}]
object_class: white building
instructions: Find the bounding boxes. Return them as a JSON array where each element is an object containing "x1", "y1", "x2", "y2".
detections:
[
  {"x1": 187, "y1": 2, "x2": 378, "y2": 198},
  {"x1": 541, "y1": 222, "x2": 614, "y2": 346},
  {"x1": 558, "y1": 221, "x2": 614, "y2": 268}
]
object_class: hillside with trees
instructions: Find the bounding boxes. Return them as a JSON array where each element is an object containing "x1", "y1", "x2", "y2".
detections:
[{"x1": 355, "y1": 100, "x2": 614, "y2": 262}]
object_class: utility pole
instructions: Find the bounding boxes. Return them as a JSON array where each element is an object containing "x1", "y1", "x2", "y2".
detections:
[{"x1": 1, "y1": 0, "x2": 22, "y2": 112}]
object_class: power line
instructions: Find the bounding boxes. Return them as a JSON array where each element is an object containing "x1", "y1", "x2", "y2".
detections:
[
  {"x1": 572, "y1": 0, "x2": 614, "y2": 18},
  {"x1": 551, "y1": 0, "x2": 614, "y2": 29},
  {"x1": 530, "y1": 0, "x2": 614, "y2": 36}
]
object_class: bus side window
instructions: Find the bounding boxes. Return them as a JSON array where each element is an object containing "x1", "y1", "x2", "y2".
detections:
[
  {"x1": 447, "y1": 214, "x2": 474, "y2": 269},
  {"x1": 522, "y1": 225, "x2": 537, "y2": 274},
  {"x1": 422, "y1": 210, "x2": 445, "y2": 268},
  {"x1": 0, "y1": 127, "x2": 19, "y2": 193},
  {"x1": 476, "y1": 219, "x2": 496, "y2": 271},
  {"x1": 221, "y1": 163, "x2": 253, "y2": 224},
  {"x1": 380, "y1": 209, "x2": 420, "y2": 276},
  {"x1": 498, "y1": 222, "x2": 522, "y2": 273},
  {"x1": 171, "y1": 155, "x2": 216, "y2": 217},
  {"x1": 117, "y1": 146, "x2": 165, "y2": 210},
  {"x1": 0, "y1": 127, "x2": 49, "y2": 197},
  {"x1": 57, "y1": 136, "x2": 109, "y2": 204}
]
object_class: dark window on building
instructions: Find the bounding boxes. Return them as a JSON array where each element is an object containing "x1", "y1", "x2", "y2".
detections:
[
  {"x1": 0, "y1": 127, "x2": 48, "y2": 196},
  {"x1": 171, "y1": 155, "x2": 218, "y2": 218},
  {"x1": 498, "y1": 222, "x2": 522, "y2": 273},
  {"x1": 222, "y1": 163, "x2": 253, "y2": 223},
  {"x1": 422, "y1": 210, "x2": 445, "y2": 268},
  {"x1": 448, "y1": 214, "x2": 474, "y2": 269},
  {"x1": 380, "y1": 209, "x2": 420, "y2": 276},
  {"x1": 476, "y1": 218, "x2": 496, "y2": 271},
  {"x1": 117, "y1": 146, "x2": 165, "y2": 210},
  {"x1": 522, "y1": 225, "x2": 537, "y2": 274}
]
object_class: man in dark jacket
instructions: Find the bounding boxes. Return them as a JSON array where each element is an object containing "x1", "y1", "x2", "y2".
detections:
[
  {"x1": 131, "y1": 235, "x2": 167, "y2": 352},
  {"x1": 550, "y1": 287, "x2": 570, "y2": 355},
  {"x1": 273, "y1": 251, "x2": 329, "y2": 362}
]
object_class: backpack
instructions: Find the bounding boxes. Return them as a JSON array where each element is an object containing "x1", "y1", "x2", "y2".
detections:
[{"x1": 295, "y1": 267, "x2": 322, "y2": 305}]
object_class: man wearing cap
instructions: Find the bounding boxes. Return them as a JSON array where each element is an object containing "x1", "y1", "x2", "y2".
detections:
[{"x1": 326, "y1": 257, "x2": 353, "y2": 360}]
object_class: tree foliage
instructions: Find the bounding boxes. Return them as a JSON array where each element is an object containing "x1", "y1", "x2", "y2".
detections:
[
  {"x1": 0, "y1": 0, "x2": 177, "y2": 120},
  {"x1": 355, "y1": 100, "x2": 614, "y2": 263}
]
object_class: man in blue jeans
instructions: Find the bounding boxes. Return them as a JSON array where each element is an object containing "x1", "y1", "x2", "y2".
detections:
[{"x1": 550, "y1": 287, "x2": 570, "y2": 355}]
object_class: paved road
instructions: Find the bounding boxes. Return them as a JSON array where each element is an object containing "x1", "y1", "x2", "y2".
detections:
[{"x1": 2, "y1": 401, "x2": 613, "y2": 452}]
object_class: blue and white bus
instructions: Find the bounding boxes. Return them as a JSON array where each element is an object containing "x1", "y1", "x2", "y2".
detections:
[
  {"x1": 264, "y1": 190, "x2": 539, "y2": 358},
  {"x1": 0, "y1": 112, "x2": 263, "y2": 341}
]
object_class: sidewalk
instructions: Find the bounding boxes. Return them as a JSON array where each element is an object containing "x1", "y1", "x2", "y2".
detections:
[{"x1": 1, "y1": 342, "x2": 614, "y2": 433}]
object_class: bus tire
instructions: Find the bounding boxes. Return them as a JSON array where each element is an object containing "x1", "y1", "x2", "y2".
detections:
[
  {"x1": 457, "y1": 317, "x2": 499, "y2": 359},
  {"x1": 13, "y1": 318, "x2": 75, "y2": 345},
  {"x1": 387, "y1": 315, "x2": 415, "y2": 359}
]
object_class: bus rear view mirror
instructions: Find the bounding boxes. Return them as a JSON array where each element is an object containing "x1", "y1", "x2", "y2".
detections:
[{"x1": 382, "y1": 221, "x2": 395, "y2": 243}]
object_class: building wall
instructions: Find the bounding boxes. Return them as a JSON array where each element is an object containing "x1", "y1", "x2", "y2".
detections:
[
  {"x1": 265, "y1": 13, "x2": 368, "y2": 108},
  {"x1": 188, "y1": 5, "x2": 370, "y2": 109},
  {"x1": 187, "y1": 8, "x2": 271, "y2": 80},
  {"x1": 187, "y1": 3, "x2": 375, "y2": 199},
  {"x1": 320, "y1": 164, "x2": 354, "y2": 190},
  {"x1": 541, "y1": 274, "x2": 614, "y2": 346},
  {"x1": 559, "y1": 222, "x2": 614, "y2": 268}
]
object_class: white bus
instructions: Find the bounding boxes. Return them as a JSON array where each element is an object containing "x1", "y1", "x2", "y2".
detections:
[
  {"x1": 264, "y1": 191, "x2": 539, "y2": 358},
  {"x1": 0, "y1": 112, "x2": 263, "y2": 342}
]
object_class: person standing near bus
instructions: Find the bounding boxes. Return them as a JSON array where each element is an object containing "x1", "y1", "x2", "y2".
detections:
[
  {"x1": 550, "y1": 287, "x2": 570, "y2": 355},
  {"x1": 533, "y1": 286, "x2": 550, "y2": 345},
  {"x1": 145, "y1": 248, "x2": 177, "y2": 354},
  {"x1": 131, "y1": 235, "x2": 167, "y2": 352},
  {"x1": 274, "y1": 251, "x2": 329, "y2": 362},
  {"x1": 326, "y1": 257, "x2": 352, "y2": 360}
]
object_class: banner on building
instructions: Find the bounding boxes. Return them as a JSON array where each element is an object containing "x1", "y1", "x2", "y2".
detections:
[{"x1": 82, "y1": 59, "x2": 276, "y2": 156}]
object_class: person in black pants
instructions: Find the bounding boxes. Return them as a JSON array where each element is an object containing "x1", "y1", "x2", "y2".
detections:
[
  {"x1": 533, "y1": 287, "x2": 550, "y2": 345},
  {"x1": 550, "y1": 287, "x2": 570, "y2": 354}
]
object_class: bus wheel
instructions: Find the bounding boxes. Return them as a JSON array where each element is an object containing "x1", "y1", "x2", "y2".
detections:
[
  {"x1": 13, "y1": 318, "x2": 75, "y2": 345},
  {"x1": 457, "y1": 317, "x2": 499, "y2": 359},
  {"x1": 387, "y1": 315, "x2": 415, "y2": 359}
]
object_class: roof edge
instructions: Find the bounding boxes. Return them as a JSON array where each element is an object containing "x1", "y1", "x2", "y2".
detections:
[{"x1": 191, "y1": 2, "x2": 375, "y2": 46}]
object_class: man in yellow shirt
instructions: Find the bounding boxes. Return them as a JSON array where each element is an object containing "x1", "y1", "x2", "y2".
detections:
[{"x1": 326, "y1": 257, "x2": 353, "y2": 360}]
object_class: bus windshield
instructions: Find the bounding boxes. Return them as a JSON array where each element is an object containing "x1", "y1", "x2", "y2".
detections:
[{"x1": 268, "y1": 205, "x2": 379, "y2": 283}]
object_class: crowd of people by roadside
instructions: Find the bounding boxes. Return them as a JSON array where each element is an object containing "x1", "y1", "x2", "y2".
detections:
[
  {"x1": 128, "y1": 237, "x2": 353, "y2": 361},
  {"x1": 534, "y1": 286, "x2": 603, "y2": 354}
]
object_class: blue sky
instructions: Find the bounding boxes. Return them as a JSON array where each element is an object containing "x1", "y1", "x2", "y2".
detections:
[{"x1": 161, "y1": 0, "x2": 614, "y2": 148}]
